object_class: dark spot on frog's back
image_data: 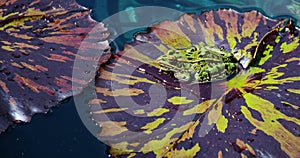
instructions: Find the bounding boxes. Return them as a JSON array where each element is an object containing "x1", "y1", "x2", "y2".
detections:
[
  {"x1": 187, "y1": 57, "x2": 193, "y2": 60},
  {"x1": 196, "y1": 50, "x2": 203, "y2": 56}
]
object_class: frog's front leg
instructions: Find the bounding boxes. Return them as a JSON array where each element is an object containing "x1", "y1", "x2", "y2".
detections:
[{"x1": 194, "y1": 69, "x2": 210, "y2": 82}]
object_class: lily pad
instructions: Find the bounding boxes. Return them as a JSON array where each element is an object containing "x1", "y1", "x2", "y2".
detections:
[
  {"x1": 0, "y1": 0, "x2": 111, "y2": 132},
  {"x1": 91, "y1": 9, "x2": 300, "y2": 157}
]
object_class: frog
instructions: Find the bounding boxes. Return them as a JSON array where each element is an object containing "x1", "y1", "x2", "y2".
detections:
[{"x1": 155, "y1": 42, "x2": 239, "y2": 84}]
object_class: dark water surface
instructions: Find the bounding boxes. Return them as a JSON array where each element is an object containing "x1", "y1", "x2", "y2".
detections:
[{"x1": 0, "y1": 98, "x2": 108, "y2": 158}]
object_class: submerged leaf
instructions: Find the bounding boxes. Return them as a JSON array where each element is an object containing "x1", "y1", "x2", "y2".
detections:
[
  {"x1": 91, "y1": 9, "x2": 300, "y2": 157},
  {"x1": 0, "y1": 0, "x2": 110, "y2": 132}
]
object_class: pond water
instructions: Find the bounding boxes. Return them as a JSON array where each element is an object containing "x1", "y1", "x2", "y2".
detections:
[
  {"x1": 0, "y1": 0, "x2": 299, "y2": 158},
  {"x1": 0, "y1": 98, "x2": 108, "y2": 158}
]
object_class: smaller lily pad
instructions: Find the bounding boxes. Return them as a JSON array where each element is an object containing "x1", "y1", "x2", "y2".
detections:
[{"x1": 0, "y1": 0, "x2": 111, "y2": 132}]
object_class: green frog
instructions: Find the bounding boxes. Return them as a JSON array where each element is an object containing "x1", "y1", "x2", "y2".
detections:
[{"x1": 155, "y1": 42, "x2": 239, "y2": 84}]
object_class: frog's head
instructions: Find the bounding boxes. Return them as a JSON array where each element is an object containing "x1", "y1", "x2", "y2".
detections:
[{"x1": 184, "y1": 45, "x2": 204, "y2": 58}]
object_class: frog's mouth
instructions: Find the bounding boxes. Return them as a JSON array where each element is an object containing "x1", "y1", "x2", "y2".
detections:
[{"x1": 156, "y1": 61, "x2": 186, "y2": 72}]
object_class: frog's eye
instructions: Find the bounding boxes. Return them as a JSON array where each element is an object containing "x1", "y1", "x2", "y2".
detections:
[
  {"x1": 185, "y1": 46, "x2": 197, "y2": 53},
  {"x1": 190, "y1": 47, "x2": 196, "y2": 52},
  {"x1": 167, "y1": 50, "x2": 175, "y2": 55},
  {"x1": 190, "y1": 46, "x2": 199, "y2": 52}
]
